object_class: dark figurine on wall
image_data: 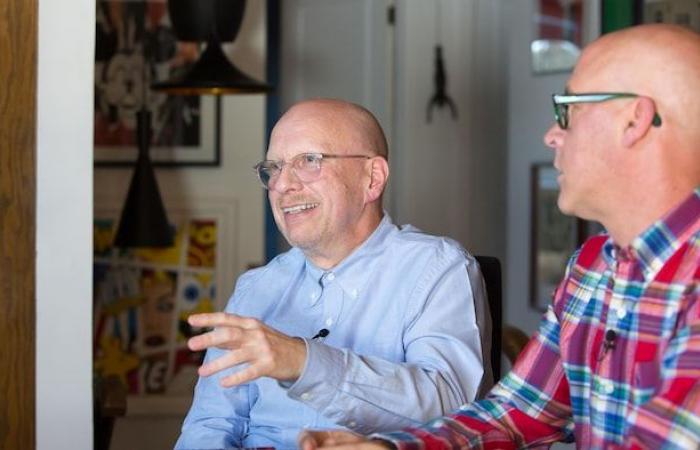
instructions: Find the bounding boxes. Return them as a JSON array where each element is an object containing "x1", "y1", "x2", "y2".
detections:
[{"x1": 426, "y1": 45, "x2": 458, "y2": 123}]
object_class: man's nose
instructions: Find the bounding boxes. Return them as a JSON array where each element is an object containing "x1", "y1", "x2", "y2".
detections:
[
  {"x1": 271, "y1": 164, "x2": 303, "y2": 193},
  {"x1": 543, "y1": 123, "x2": 564, "y2": 150}
]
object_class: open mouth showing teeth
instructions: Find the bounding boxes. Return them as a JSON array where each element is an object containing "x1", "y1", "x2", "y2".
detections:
[{"x1": 282, "y1": 203, "x2": 319, "y2": 214}]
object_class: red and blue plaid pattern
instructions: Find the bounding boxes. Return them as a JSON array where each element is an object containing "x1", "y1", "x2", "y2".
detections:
[{"x1": 378, "y1": 188, "x2": 700, "y2": 449}]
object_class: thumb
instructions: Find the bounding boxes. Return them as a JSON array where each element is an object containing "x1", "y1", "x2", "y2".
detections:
[{"x1": 298, "y1": 430, "x2": 321, "y2": 450}]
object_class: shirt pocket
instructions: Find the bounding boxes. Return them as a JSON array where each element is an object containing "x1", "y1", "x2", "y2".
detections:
[{"x1": 631, "y1": 360, "x2": 660, "y2": 405}]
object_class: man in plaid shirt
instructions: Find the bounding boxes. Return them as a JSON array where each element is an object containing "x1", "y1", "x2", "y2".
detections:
[{"x1": 299, "y1": 23, "x2": 700, "y2": 450}]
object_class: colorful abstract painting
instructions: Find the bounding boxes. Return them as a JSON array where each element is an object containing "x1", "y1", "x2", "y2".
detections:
[{"x1": 93, "y1": 216, "x2": 219, "y2": 394}]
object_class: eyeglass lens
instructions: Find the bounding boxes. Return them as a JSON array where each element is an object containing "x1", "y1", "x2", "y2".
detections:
[
  {"x1": 555, "y1": 103, "x2": 569, "y2": 129},
  {"x1": 257, "y1": 154, "x2": 323, "y2": 189}
]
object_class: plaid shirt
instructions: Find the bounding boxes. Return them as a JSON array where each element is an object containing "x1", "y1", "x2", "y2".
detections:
[{"x1": 378, "y1": 188, "x2": 700, "y2": 449}]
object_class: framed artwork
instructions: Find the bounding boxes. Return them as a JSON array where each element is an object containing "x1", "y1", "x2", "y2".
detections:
[
  {"x1": 93, "y1": 198, "x2": 237, "y2": 395},
  {"x1": 529, "y1": 163, "x2": 585, "y2": 312},
  {"x1": 94, "y1": 0, "x2": 221, "y2": 167},
  {"x1": 531, "y1": 0, "x2": 584, "y2": 74}
]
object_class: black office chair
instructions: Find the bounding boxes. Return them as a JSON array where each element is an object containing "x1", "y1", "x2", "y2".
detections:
[
  {"x1": 475, "y1": 255, "x2": 502, "y2": 381},
  {"x1": 475, "y1": 256, "x2": 531, "y2": 382}
]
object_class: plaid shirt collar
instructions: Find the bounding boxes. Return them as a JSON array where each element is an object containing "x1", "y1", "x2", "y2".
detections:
[{"x1": 603, "y1": 186, "x2": 700, "y2": 282}]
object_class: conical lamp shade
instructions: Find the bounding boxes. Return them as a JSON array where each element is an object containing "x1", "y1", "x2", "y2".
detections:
[
  {"x1": 151, "y1": 0, "x2": 271, "y2": 95},
  {"x1": 152, "y1": 43, "x2": 271, "y2": 95},
  {"x1": 113, "y1": 110, "x2": 174, "y2": 248}
]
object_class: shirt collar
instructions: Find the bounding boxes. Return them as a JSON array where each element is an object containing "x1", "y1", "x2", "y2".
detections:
[
  {"x1": 603, "y1": 187, "x2": 700, "y2": 281},
  {"x1": 303, "y1": 213, "x2": 395, "y2": 299}
]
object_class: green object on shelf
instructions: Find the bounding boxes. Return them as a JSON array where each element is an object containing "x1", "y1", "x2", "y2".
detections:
[{"x1": 602, "y1": 0, "x2": 637, "y2": 34}]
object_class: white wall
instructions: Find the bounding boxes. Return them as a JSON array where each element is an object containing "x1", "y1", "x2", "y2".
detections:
[
  {"x1": 503, "y1": 0, "x2": 599, "y2": 335},
  {"x1": 504, "y1": 0, "x2": 563, "y2": 334},
  {"x1": 36, "y1": 0, "x2": 95, "y2": 448},
  {"x1": 393, "y1": 0, "x2": 507, "y2": 261}
]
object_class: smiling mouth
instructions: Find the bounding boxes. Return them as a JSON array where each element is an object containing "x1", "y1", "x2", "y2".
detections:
[{"x1": 281, "y1": 203, "x2": 319, "y2": 214}]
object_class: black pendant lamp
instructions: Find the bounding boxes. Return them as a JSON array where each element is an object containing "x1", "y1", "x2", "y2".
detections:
[
  {"x1": 152, "y1": 0, "x2": 271, "y2": 95},
  {"x1": 113, "y1": 109, "x2": 174, "y2": 248}
]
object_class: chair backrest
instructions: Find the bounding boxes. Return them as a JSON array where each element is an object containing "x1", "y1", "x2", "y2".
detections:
[{"x1": 475, "y1": 255, "x2": 502, "y2": 381}]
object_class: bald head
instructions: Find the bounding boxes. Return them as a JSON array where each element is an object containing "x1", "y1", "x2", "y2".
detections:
[
  {"x1": 272, "y1": 98, "x2": 388, "y2": 160},
  {"x1": 573, "y1": 24, "x2": 700, "y2": 142},
  {"x1": 545, "y1": 24, "x2": 700, "y2": 246}
]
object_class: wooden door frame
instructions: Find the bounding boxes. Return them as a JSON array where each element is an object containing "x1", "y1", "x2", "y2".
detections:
[{"x1": 0, "y1": 0, "x2": 38, "y2": 447}]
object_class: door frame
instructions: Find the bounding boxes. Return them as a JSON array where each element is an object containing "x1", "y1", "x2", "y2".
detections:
[{"x1": 0, "y1": 0, "x2": 38, "y2": 447}]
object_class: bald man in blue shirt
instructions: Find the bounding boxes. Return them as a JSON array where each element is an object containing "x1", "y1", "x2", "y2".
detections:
[{"x1": 175, "y1": 99, "x2": 491, "y2": 450}]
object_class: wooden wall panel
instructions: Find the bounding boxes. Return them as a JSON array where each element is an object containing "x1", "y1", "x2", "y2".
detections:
[{"x1": 0, "y1": 0, "x2": 37, "y2": 447}]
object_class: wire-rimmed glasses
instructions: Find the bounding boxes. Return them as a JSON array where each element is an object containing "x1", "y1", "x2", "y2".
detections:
[{"x1": 253, "y1": 152, "x2": 372, "y2": 190}]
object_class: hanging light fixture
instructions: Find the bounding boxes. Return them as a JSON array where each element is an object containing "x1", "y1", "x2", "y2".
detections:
[
  {"x1": 152, "y1": 0, "x2": 271, "y2": 95},
  {"x1": 113, "y1": 109, "x2": 174, "y2": 248},
  {"x1": 114, "y1": 1, "x2": 173, "y2": 248}
]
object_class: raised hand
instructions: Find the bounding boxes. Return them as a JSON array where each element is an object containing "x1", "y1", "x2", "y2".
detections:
[{"x1": 187, "y1": 312, "x2": 307, "y2": 387}]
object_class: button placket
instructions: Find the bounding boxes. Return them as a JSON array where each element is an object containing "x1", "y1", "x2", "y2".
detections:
[
  {"x1": 605, "y1": 270, "x2": 627, "y2": 347},
  {"x1": 309, "y1": 290, "x2": 321, "y2": 306},
  {"x1": 616, "y1": 305, "x2": 627, "y2": 319},
  {"x1": 320, "y1": 274, "x2": 344, "y2": 333}
]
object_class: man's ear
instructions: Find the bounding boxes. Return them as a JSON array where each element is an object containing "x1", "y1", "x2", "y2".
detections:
[
  {"x1": 622, "y1": 97, "x2": 657, "y2": 147},
  {"x1": 365, "y1": 157, "x2": 389, "y2": 203}
]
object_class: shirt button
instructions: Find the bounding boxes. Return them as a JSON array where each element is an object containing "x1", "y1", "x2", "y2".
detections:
[
  {"x1": 300, "y1": 392, "x2": 311, "y2": 400},
  {"x1": 350, "y1": 289, "x2": 358, "y2": 298},
  {"x1": 600, "y1": 380, "x2": 614, "y2": 394},
  {"x1": 326, "y1": 272, "x2": 335, "y2": 281},
  {"x1": 616, "y1": 307, "x2": 627, "y2": 319},
  {"x1": 325, "y1": 318, "x2": 333, "y2": 327},
  {"x1": 348, "y1": 421, "x2": 357, "y2": 428}
]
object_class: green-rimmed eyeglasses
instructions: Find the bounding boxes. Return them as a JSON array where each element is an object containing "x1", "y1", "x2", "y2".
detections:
[
  {"x1": 552, "y1": 92, "x2": 662, "y2": 130},
  {"x1": 253, "y1": 152, "x2": 372, "y2": 190}
]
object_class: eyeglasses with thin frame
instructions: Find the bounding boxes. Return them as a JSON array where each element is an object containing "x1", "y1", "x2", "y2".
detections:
[
  {"x1": 551, "y1": 92, "x2": 662, "y2": 130},
  {"x1": 253, "y1": 152, "x2": 372, "y2": 190}
]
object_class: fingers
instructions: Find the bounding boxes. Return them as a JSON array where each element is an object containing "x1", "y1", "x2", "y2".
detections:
[
  {"x1": 187, "y1": 313, "x2": 307, "y2": 383},
  {"x1": 188, "y1": 326, "x2": 240, "y2": 352},
  {"x1": 299, "y1": 431, "x2": 339, "y2": 450},
  {"x1": 187, "y1": 313, "x2": 261, "y2": 351},
  {"x1": 298, "y1": 430, "x2": 370, "y2": 450},
  {"x1": 299, "y1": 430, "x2": 322, "y2": 450},
  {"x1": 198, "y1": 346, "x2": 252, "y2": 378},
  {"x1": 220, "y1": 363, "x2": 264, "y2": 387},
  {"x1": 188, "y1": 312, "x2": 259, "y2": 329}
]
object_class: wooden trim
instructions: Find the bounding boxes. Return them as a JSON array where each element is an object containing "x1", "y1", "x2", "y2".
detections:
[{"x1": 0, "y1": 0, "x2": 38, "y2": 447}]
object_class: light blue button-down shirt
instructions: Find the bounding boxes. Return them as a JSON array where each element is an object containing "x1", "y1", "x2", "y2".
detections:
[{"x1": 176, "y1": 214, "x2": 490, "y2": 450}]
